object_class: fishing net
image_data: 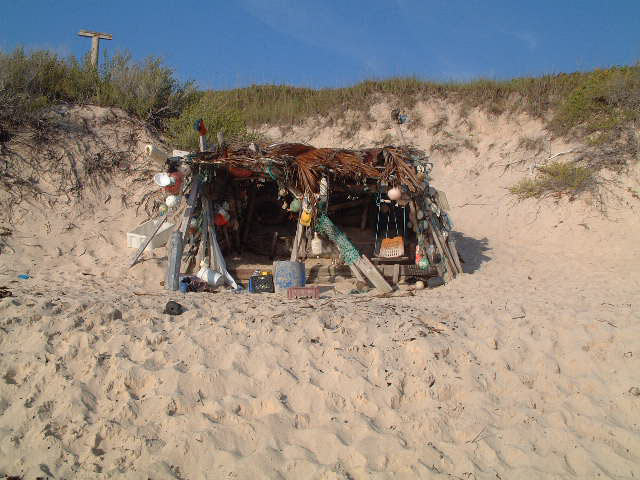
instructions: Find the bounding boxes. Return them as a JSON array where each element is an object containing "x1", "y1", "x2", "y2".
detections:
[{"x1": 315, "y1": 214, "x2": 361, "y2": 265}]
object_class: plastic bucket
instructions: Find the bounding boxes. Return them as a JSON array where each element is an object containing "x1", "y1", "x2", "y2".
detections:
[{"x1": 273, "y1": 261, "x2": 306, "y2": 292}]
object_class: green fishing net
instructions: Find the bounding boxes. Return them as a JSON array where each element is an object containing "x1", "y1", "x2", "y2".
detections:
[{"x1": 315, "y1": 214, "x2": 361, "y2": 265}]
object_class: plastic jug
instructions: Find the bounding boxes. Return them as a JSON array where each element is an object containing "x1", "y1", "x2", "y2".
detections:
[
  {"x1": 311, "y1": 232, "x2": 323, "y2": 255},
  {"x1": 300, "y1": 209, "x2": 312, "y2": 227},
  {"x1": 197, "y1": 261, "x2": 222, "y2": 286}
]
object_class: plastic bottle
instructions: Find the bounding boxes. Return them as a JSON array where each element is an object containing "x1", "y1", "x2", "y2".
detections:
[{"x1": 300, "y1": 208, "x2": 312, "y2": 227}]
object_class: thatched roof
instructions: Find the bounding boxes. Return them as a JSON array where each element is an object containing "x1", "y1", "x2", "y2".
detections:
[{"x1": 190, "y1": 143, "x2": 430, "y2": 194}]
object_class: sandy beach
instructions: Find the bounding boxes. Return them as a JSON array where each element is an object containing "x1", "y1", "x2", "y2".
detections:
[{"x1": 1, "y1": 105, "x2": 639, "y2": 478}]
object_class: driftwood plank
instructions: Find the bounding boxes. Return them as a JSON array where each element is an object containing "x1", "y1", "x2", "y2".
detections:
[
  {"x1": 392, "y1": 263, "x2": 400, "y2": 285},
  {"x1": 355, "y1": 255, "x2": 393, "y2": 293},
  {"x1": 348, "y1": 264, "x2": 367, "y2": 284},
  {"x1": 447, "y1": 236, "x2": 463, "y2": 274},
  {"x1": 328, "y1": 198, "x2": 368, "y2": 212},
  {"x1": 427, "y1": 217, "x2": 455, "y2": 280},
  {"x1": 179, "y1": 178, "x2": 201, "y2": 239}
]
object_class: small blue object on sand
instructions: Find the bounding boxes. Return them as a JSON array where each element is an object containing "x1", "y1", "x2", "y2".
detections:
[{"x1": 18, "y1": 274, "x2": 30, "y2": 280}]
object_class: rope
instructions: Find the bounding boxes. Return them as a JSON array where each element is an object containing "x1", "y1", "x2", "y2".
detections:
[
  {"x1": 315, "y1": 214, "x2": 361, "y2": 265},
  {"x1": 393, "y1": 204, "x2": 399, "y2": 238},
  {"x1": 265, "y1": 164, "x2": 277, "y2": 180},
  {"x1": 403, "y1": 206, "x2": 406, "y2": 236},
  {"x1": 374, "y1": 192, "x2": 382, "y2": 254}
]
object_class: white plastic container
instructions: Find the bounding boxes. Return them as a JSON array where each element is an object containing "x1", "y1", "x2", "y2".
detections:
[
  {"x1": 311, "y1": 232, "x2": 324, "y2": 256},
  {"x1": 127, "y1": 219, "x2": 174, "y2": 251}
]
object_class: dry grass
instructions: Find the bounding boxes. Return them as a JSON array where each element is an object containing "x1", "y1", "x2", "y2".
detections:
[{"x1": 509, "y1": 162, "x2": 596, "y2": 199}]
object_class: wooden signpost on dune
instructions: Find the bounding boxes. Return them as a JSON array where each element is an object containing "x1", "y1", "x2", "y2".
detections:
[{"x1": 77, "y1": 30, "x2": 112, "y2": 67}]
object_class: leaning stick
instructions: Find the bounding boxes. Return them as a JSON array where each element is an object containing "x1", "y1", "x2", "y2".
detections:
[{"x1": 128, "y1": 216, "x2": 167, "y2": 268}]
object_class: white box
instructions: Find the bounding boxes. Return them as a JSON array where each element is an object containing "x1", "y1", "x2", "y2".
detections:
[{"x1": 127, "y1": 218, "x2": 174, "y2": 251}]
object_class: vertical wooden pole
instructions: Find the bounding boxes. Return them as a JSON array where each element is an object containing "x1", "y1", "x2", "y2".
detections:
[
  {"x1": 91, "y1": 36, "x2": 99, "y2": 68},
  {"x1": 200, "y1": 195, "x2": 210, "y2": 266},
  {"x1": 77, "y1": 30, "x2": 112, "y2": 68},
  {"x1": 290, "y1": 219, "x2": 305, "y2": 262},
  {"x1": 241, "y1": 183, "x2": 256, "y2": 244},
  {"x1": 360, "y1": 201, "x2": 370, "y2": 230},
  {"x1": 179, "y1": 179, "x2": 201, "y2": 238}
]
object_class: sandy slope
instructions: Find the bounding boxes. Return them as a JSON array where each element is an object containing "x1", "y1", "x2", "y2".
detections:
[{"x1": 0, "y1": 105, "x2": 639, "y2": 479}]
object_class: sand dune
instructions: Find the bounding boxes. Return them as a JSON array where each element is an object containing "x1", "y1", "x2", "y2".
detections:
[{"x1": 1, "y1": 105, "x2": 639, "y2": 478}]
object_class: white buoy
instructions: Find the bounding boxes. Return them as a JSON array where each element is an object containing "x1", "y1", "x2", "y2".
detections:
[
  {"x1": 387, "y1": 187, "x2": 402, "y2": 201},
  {"x1": 153, "y1": 172, "x2": 173, "y2": 187},
  {"x1": 197, "y1": 260, "x2": 222, "y2": 287},
  {"x1": 165, "y1": 195, "x2": 180, "y2": 208}
]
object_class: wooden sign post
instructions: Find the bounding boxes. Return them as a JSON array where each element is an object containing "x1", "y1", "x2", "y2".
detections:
[{"x1": 77, "y1": 30, "x2": 112, "y2": 67}]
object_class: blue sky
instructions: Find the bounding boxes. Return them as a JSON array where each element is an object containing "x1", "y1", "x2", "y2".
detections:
[{"x1": 1, "y1": 0, "x2": 639, "y2": 89}]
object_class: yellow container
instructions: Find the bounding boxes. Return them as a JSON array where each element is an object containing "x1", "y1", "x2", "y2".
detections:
[{"x1": 300, "y1": 209, "x2": 312, "y2": 226}]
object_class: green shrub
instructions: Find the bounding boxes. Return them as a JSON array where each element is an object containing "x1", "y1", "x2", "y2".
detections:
[
  {"x1": 551, "y1": 65, "x2": 640, "y2": 135},
  {"x1": 0, "y1": 47, "x2": 195, "y2": 130},
  {"x1": 509, "y1": 162, "x2": 595, "y2": 199},
  {"x1": 166, "y1": 93, "x2": 257, "y2": 150},
  {"x1": 97, "y1": 53, "x2": 197, "y2": 129}
]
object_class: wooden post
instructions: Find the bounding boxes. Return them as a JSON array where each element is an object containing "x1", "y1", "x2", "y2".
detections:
[
  {"x1": 392, "y1": 263, "x2": 400, "y2": 285},
  {"x1": 200, "y1": 196, "x2": 211, "y2": 266},
  {"x1": 270, "y1": 231, "x2": 279, "y2": 260},
  {"x1": 77, "y1": 30, "x2": 112, "y2": 68},
  {"x1": 230, "y1": 182, "x2": 242, "y2": 250},
  {"x1": 290, "y1": 219, "x2": 305, "y2": 262},
  {"x1": 360, "y1": 201, "x2": 370, "y2": 230},
  {"x1": 290, "y1": 195, "x2": 309, "y2": 262},
  {"x1": 241, "y1": 183, "x2": 257, "y2": 244}
]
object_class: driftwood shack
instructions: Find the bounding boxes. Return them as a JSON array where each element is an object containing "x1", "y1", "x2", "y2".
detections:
[{"x1": 131, "y1": 125, "x2": 462, "y2": 293}]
